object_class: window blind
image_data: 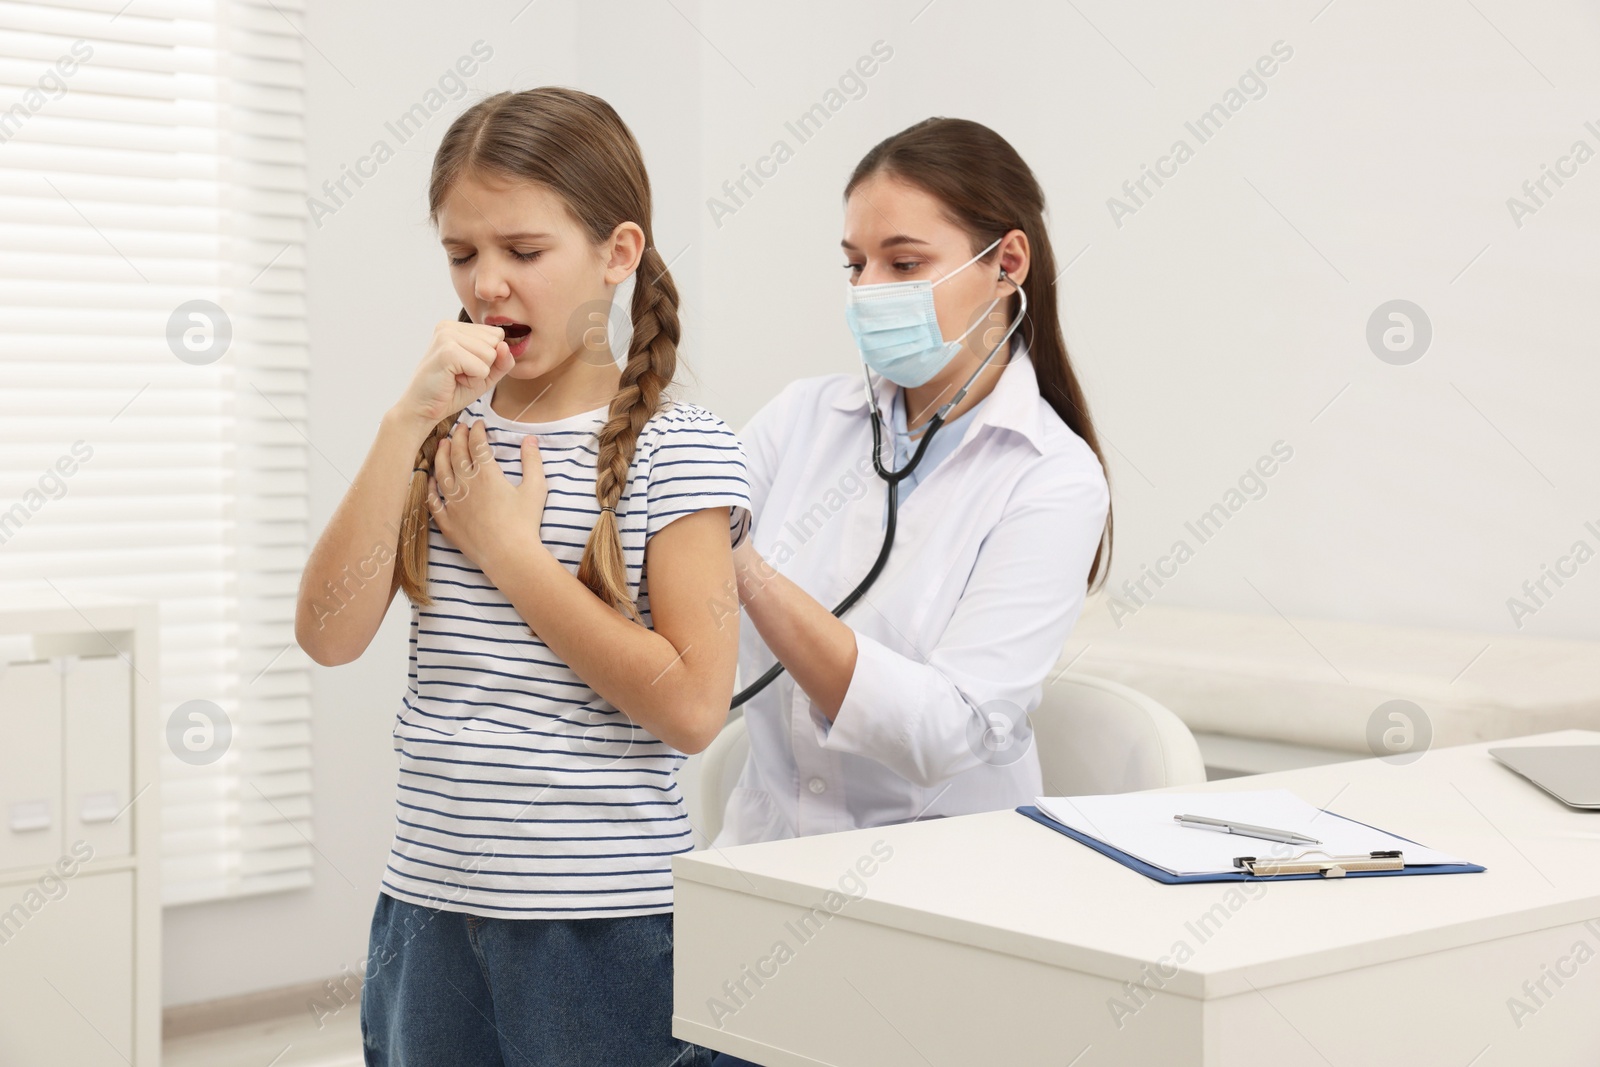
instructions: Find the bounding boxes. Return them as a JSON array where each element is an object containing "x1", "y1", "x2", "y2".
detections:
[{"x1": 0, "y1": 0, "x2": 311, "y2": 904}]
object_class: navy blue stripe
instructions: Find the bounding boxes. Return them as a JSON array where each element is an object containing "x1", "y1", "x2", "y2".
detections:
[
  {"x1": 396, "y1": 801, "x2": 691, "y2": 833},
  {"x1": 398, "y1": 711, "x2": 650, "y2": 746},
  {"x1": 395, "y1": 833, "x2": 686, "y2": 860},
  {"x1": 393, "y1": 810, "x2": 680, "y2": 844},
  {"x1": 390, "y1": 817, "x2": 683, "y2": 846},
  {"x1": 380, "y1": 882, "x2": 673, "y2": 914},
  {"x1": 419, "y1": 610, "x2": 540, "y2": 631},
  {"x1": 399, "y1": 695, "x2": 616, "y2": 730},
  {"x1": 398, "y1": 784, "x2": 683, "y2": 814},
  {"x1": 415, "y1": 622, "x2": 542, "y2": 648},
  {"x1": 420, "y1": 661, "x2": 583, "y2": 687},
  {"x1": 403, "y1": 690, "x2": 598, "y2": 720},
  {"x1": 651, "y1": 473, "x2": 749, "y2": 489},
  {"x1": 383, "y1": 875, "x2": 677, "y2": 905},
  {"x1": 652, "y1": 456, "x2": 743, "y2": 469},
  {"x1": 410, "y1": 644, "x2": 605, "y2": 673},
  {"x1": 399, "y1": 769, "x2": 675, "y2": 799},
  {"x1": 391, "y1": 851, "x2": 674, "y2": 879},
  {"x1": 397, "y1": 748, "x2": 676, "y2": 776}
]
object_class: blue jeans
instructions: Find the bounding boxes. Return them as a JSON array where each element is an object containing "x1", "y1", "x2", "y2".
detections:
[{"x1": 360, "y1": 891, "x2": 713, "y2": 1067}]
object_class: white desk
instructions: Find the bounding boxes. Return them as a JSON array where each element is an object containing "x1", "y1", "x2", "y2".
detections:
[{"x1": 673, "y1": 730, "x2": 1600, "y2": 1066}]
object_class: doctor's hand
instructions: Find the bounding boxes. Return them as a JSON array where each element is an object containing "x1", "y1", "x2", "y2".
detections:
[
  {"x1": 732, "y1": 538, "x2": 780, "y2": 605},
  {"x1": 425, "y1": 420, "x2": 549, "y2": 573}
]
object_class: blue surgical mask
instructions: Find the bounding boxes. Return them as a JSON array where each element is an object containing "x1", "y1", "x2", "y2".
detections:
[{"x1": 844, "y1": 236, "x2": 1004, "y2": 387}]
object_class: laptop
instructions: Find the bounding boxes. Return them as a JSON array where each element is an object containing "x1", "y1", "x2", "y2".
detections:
[{"x1": 1489, "y1": 746, "x2": 1600, "y2": 809}]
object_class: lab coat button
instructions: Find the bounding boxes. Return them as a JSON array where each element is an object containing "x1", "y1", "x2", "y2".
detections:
[{"x1": 807, "y1": 777, "x2": 827, "y2": 794}]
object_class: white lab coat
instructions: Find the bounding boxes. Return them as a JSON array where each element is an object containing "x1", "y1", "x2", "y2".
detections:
[{"x1": 714, "y1": 345, "x2": 1111, "y2": 845}]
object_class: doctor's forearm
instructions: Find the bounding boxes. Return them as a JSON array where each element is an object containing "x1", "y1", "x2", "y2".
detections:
[{"x1": 735, "y1": 553, "x2": 857, "y2": 720}]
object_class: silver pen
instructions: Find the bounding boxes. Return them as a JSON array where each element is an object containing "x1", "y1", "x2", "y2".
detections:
[{"x1": 1174, "y1": 813, "x2": 1321, "y2": 846}]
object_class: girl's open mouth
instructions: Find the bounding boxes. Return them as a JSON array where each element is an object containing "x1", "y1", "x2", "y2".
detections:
[{"x1": 487, "y1": 320, "x2": 532, "y2": 357}]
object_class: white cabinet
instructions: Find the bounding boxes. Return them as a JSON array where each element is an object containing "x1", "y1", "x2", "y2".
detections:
[
  {"x1": 0, "y1": 598, "x2": 159, "y2": 1067},
  {"x1": 0, "y1": 871, "x2": 135, "y2": 1067},
  {"x1": 0, "y1": 660, "x2": 62, "y2": 873},
  {"x1": 64, "y1": 654, "x2": 134, "y2": 861},
  {"x1": 0, "y1": 655, "x2": 133, "y2": 876}
]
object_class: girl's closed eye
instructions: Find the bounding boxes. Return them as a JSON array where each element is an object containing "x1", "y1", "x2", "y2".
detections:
[{"x1": 447, "y1": 249, "x2": 544, "y2": 266}]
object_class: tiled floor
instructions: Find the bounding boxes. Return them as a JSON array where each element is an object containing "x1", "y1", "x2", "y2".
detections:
[{"x1": 163, "y1": 1007, "x2": 364, "y2": 1067}]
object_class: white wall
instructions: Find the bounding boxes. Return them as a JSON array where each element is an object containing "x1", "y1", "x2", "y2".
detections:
[
  {"x1": 164, "y1": 0, "x2": 1600, "y2": 1006},
  {"x1": 689, "y1": 0, "x2": 1600, "y2": 639}
]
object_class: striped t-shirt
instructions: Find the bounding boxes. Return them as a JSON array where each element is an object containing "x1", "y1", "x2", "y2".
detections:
[{"x1": 382, "y1": 391, "x2": 751, "y2": 919}]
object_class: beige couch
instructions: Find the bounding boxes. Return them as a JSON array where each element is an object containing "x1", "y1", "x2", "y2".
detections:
[{"x1": 1057, "y1": 599, "x2": 1600, "y2": 776}]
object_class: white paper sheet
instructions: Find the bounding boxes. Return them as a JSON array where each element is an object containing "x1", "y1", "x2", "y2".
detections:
[{"x1": 1034, "y1": 789, "x2": 1470, "y2": 876}]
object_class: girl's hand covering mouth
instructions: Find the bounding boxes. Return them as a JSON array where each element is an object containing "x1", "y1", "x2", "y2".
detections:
[{"x1": 394, "y1": 318, "x2": 515, "y2": 428}]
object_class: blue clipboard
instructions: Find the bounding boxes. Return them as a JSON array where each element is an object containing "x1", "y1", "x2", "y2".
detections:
[{"x1": 1016, "y1": 805, "x2": 1486, "y2": 883}]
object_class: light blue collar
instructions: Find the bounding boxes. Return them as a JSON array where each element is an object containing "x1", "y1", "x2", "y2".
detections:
[{"x1": 834, "y1": 335, "x2": 1044, "y2": 455}]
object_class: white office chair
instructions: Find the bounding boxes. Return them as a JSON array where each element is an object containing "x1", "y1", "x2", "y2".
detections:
[
  {"x1": 1032, "y1": 671, "x2": 1208, "y2": 796},
  {"x1": 691, "y1": 711, "x2": 750, "y2": 846},
  {"x1": 691, "y1": 673, "x2": 1207, "y2": 842}
]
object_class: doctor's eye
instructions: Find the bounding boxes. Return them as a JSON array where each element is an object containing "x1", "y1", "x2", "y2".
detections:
[{"x1": 843, "y1": 262, "x2": 863, "y2": 275}]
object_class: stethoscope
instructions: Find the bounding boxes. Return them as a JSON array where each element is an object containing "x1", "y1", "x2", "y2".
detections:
[{"x1": 729, "y1": 273, "x2": 1029, "y2": 708}]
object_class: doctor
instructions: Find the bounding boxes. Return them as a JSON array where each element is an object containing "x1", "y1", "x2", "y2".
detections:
[{"x1": 712, "y1": 116, "x2": 1113, "y2": 863}]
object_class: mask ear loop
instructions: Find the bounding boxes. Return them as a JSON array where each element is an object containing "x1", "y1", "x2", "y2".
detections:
[
  {"x1": 928, "y1": 235, "x2": 1005, "y2": 290},
  {"x1": 938, "y1": 268, "x2": 1026, "y2": 419}
]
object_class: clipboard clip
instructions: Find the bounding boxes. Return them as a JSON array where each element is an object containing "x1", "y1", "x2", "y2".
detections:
[{"x1": 1232, "y1": 849, "x2": 1404, "y2": 878}]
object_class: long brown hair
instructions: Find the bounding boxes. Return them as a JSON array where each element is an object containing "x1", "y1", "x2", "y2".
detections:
[
  {"x1": 845, "y1": 118, "x2": 1113, "y2": 590},
  {"x1": 397, "y1": 87, "x2": 677, "y2": 622}
]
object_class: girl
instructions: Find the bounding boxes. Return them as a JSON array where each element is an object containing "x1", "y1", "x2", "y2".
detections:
[{"x1": 295, "y1": 87, "x2": 746, "y2": 1067}]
